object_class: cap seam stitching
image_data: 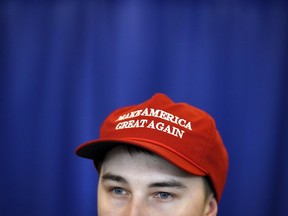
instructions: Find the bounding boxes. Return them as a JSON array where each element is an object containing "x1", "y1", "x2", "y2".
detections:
[{"x1": 199, "y1": 116, "x2": 214, "y2": 166}]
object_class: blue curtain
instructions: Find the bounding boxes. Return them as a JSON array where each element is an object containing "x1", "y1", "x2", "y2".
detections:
[{"x1": 1, "y1": 1, "x2": 287, "y2": 215}]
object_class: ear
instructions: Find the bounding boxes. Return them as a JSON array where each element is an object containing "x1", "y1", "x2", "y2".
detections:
[{"x1": 204, "y1": 194, "x2": 218, "y2": 216}]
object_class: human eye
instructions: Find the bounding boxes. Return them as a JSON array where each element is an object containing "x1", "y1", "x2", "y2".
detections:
[
  {"x1": 154, "y1": 192, "x2": 173, "y2": 200},
  {"x1": 110, "y1": 187, "x2": 128, "y2": 197}
]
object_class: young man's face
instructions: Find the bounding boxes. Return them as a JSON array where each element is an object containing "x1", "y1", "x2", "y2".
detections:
[{"x1": 97, "y1": 146, "x2": 217, "y2": 216}]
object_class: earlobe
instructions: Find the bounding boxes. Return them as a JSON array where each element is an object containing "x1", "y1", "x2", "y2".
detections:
[{"x1": 204, "y1": 195, "x2": 218, "y2": 216}]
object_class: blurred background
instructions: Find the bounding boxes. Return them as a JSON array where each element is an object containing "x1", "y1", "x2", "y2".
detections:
[{"x1": 0, "y1": 0, "x2": 287, "y2": 215}]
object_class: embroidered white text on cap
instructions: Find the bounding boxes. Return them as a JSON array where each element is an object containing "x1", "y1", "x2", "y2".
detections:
[{"x1": 115, "y1": 108, "x2": 192, "y2": 139}]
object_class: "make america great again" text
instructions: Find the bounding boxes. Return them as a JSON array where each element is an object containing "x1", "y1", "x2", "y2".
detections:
[{"x1": 115, "y1": 108, "x2": 192, "y2": 138}]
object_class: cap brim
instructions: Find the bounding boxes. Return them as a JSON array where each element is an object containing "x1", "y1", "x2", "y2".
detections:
[{"x1": 75, "y1": 138, "x2": 207, "y2": 177}]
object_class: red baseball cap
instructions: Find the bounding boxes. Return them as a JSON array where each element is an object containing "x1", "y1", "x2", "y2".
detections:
[{"x1": 75, "y1": 93, "x2": 229, "y2": 201}]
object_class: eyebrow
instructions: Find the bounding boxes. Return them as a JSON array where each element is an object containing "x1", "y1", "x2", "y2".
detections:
[
  {"x1": 101, "y1": 173, "x2": 129, "y2": 184},
  {"x1": 149, "y1": 179, "x2": 187, "y2": 189},
  {"x1": 101, "y1": 173, "x2": 187, "y2": 189}
]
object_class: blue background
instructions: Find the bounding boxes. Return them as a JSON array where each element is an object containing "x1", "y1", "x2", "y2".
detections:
[{"x1": 1, "y1": 0, "x2": 287, "y2": 215}]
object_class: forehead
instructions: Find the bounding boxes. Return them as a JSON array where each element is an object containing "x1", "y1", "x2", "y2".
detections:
[{"x1": 101, "y1": 146, "x2": 194, "y2": 179}]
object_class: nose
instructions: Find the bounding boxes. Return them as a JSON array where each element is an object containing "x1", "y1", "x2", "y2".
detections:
[{"x1": 124, "y1": 197, "x2": 147, "y2": 216}]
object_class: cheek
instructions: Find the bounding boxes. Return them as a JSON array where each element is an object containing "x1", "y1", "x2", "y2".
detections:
[
  {"x1": 97, "y1": 185, "x2": 111, "y2": 216},
  {"x1": 149, "y1": 201, "x2": 205, "y2": 216},
  {"x1": 172, "y1": 192, "x2": 207, "y2": 215},
  {"x1": 182, "y1": 201, "x2": 205, "y2": 215},
  {"x1": 98, "y1": 207, "x2": 114, "y2": 216},
  {"x1": 97, "y1": 191, "x2": 114, "y2": 216},
  {"x1": 97, "y1": 183, "x2": 127, "y2": 216}
]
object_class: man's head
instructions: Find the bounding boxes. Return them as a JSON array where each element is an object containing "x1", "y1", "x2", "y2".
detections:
[
  {"x1": 75, "y1": 93, "x2": 229, "y2": 215},
  {"x1": 96, "y1": 145, "x2": 218, "y2": 216}
]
